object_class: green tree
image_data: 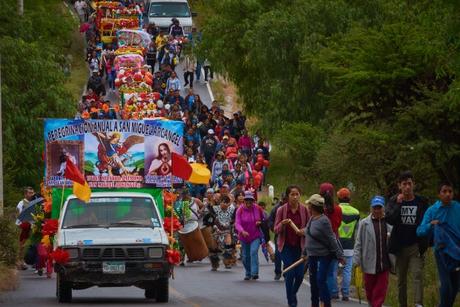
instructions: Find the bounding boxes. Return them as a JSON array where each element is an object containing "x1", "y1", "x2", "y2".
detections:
[{"x1": 1, "y1": 0, "x2": 76, "y2": 207}]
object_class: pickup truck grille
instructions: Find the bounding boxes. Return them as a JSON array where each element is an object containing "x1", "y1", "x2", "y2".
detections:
[
  {"x1": 102, "y1": 248, "x2": 125, "y2": 258},
  {"x1": 127, "y1": 248, "x2": 145, "y2": 259},
  {"x1": 80, "y1": 247, "x2": 148, "y2": 260},
  {"x1": 82, "y1": 248, "x2": 100, "y2": 259}
]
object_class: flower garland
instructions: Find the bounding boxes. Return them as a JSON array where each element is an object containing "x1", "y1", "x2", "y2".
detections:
[{"x1": 162, "y1": 190, "x2": 182, "y2": 266}]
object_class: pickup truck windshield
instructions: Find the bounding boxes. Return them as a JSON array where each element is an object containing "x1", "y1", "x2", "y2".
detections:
[
  {"x1": 62, "y1": 197, "x2": 159, "y2": 229},
  {"x1": 149, "y1": 2, "x2": 191, "y2": 18}
]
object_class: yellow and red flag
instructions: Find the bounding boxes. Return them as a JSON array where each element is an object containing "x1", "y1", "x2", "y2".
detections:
[
  {"x1": 171, "y1": 152, "x2": 211, "y2": 184},
  {"x1": 64, "y1": 157, "x2": 91, "y2": 202}
]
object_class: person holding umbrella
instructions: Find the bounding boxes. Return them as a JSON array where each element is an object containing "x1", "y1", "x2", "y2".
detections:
[
  {"x1": 235, "y1": 191, "x2": 264, "y2": 280},
  {"x1": 274, "y1": 186, "x2": 309, "y2": 307}
]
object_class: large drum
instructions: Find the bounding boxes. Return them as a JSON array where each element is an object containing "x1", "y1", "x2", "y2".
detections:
[
  {"x1": 178, "y1": 221, "x2": 209, "y2": 261},
  {"x1": 200, "y1": 226, "x2": 218, "y2": 251}
]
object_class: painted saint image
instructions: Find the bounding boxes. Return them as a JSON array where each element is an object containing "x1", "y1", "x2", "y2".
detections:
[
  {"x1": 148, "y1": 143, "x2": 172, "y2": 176},
  {"x1": 93, "y1": 132, "x2": 144, "y2": 176},
  {"x1": 56, "y1": 147, "x2": 77, "y2": 176}
]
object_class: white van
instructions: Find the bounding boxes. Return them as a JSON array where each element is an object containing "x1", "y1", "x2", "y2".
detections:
[
  {"x1": 146, "y1": 0, "x2": 196, "y2": 34},
  {"x1": 54, "y1": 192, "x2": 170, "y2": 303}
]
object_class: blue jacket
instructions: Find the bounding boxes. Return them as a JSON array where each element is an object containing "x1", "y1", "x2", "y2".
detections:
[{"x1": 417, "y1": 200, "x2": 460, "y2": 250}]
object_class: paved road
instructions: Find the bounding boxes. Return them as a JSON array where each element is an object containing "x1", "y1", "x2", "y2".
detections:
[{"x1": 0, "y1": 256, "x2": 362, "y2": 307}]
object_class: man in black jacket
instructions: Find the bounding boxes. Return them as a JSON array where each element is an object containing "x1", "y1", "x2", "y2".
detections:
[{"x1": 385, "y1": 171, "x2": 430, "y2": 307}]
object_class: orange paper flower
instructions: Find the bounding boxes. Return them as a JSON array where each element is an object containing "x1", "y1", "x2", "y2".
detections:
[{"x1": 102, "y1": 103, "x2": 110, "y2": 113}]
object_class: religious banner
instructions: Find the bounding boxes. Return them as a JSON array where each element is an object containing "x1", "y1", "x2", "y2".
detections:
[{"x1": 44, "y1": 119, "x2": 184, "y2": 188}]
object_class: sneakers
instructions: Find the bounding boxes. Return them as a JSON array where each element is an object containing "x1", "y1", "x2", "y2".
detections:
[
  {"x1": 251, "y1": 275, "x2": 259, "y2": 280},
  {"x1": 244, "y1": 276, "x2": 250, "y2": 281},
  {"x1": 342, "y1": 297, "x2": 349, "y2": 301},
  {"x1": 274, "y1": 273, "x2": 281, "y2": 280}
]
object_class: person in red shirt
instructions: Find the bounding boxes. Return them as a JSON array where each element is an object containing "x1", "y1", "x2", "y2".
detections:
[
  {"x1": 319, "y1": 182, "x2": 343, "y2": 300},
  {"x1": 275, "y1": 185, "x2": 310, "y2": 307}
]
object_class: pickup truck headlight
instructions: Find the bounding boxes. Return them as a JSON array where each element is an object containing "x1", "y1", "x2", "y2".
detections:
[
  {"x1": 148, "y1": 247, "x2": 163, "y2": 258},
  {"x1": 64, "y1": 248, "x2": 79, "y2": 259}
]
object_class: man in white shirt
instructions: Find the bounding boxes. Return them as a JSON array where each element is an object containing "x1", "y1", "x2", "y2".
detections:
[
  {"x1": 16, "y1": 187, "x2": 36, "y2": 270},
  {"x1": 74, "y1": 0, "x2": 87, "y2": 23}
]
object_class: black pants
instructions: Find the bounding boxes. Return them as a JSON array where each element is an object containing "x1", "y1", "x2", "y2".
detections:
[
  {"x1": 204, "y1": 65, "x2": 213, "y2": 81},
  {"x1": 147, "y1": 59, "x2": 156, "y2": 72},
  {"x1": 184, "y1": 71, "x2": 194, "y2": 88}
]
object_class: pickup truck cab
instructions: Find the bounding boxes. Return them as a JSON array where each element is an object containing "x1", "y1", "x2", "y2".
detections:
[
  {"x1": 146, "y1": 0, "x2": 195, "y2": 34},
  {"x1": 54, "y1": 192, "x2": 170, "y2": 303}
]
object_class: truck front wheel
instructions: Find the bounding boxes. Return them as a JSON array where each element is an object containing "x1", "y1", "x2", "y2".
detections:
[
  {"x1": 155, "y1": 277, "x2": 169, "y2": 303},
  {"x1": 57, "y1": 272, "x2": 72, "y2": 303}
]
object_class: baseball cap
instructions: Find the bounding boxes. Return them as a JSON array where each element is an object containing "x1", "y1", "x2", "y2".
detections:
[
  {"x1": 370, "y1": 196, "x2": 385, "y2": 207},
  {"x1": 206, "y1": 188, "x2": 214, "y2": 194},
  {"x1": 337, "y1": 188, "x2": 351, "y2": 200},
  {"x1": 244, "y1": 191, "x2": 255, "y2": 201},
  {"x1": 208, "y1": 129, "x2": 214, "y2": 134},
  {"x1": 222, "y1": 184, "x2": 230, "y2": 189},
  {"x1": 306, "y1": 194, "x2": 324, "y2": 207}
]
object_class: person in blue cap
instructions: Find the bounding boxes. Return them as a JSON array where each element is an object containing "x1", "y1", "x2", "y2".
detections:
[{"x1": 353, "y1": 196, "x2": 392, "y2": 307}]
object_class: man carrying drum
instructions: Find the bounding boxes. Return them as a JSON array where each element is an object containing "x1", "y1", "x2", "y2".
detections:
[{"x1": 175, "y1": 189, "x2": 204, "y2": 265}]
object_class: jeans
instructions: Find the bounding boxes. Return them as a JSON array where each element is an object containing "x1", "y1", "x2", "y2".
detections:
[
  {"x1": 241, "y1": 238, "x2": 260, "y2": 277},
  {"x1": 435, "y1": 250, "x2": 460, "y2": 307},
  {"x1": 274, "y1": 235, "x2": 282, "y2": 275},
  {"x1": 280, "y1": 245, "x2": 304, "y2": 307},
  {"x1": 341, "y1": 256, "x2": 353, "y2": 297},
  {"x1": 309, "y1": 255, "x2": 333, "y2": 307},
  {"x1": 396, "y1": 244, "x2": 424, "y2": 307},
  {"x1": 364, "y1": 270, "x2": 389, "y2": 307},
  {"x1": 328, "y1": 256, "x2": 353, "y2": 298},
  {"x1": 327, "y1": 258, "x2": 339, "y2": 297},
  {"x1": 196, "y1": 62, "x2": 202, "y2": 80}
]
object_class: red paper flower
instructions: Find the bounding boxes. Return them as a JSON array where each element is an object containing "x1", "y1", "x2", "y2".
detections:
[
  {"x1": 166, "y1": 249, "x2": 181, "y2": 265},
  {"x1": 163, "y1": 217, "x2": 182, "y2": 234},
  {"x1": 42, "y1": 219, "x2": 59, "y2": 236},
  {"x1": 50, "y1": 248, "x2": 70, "y2": 265}
]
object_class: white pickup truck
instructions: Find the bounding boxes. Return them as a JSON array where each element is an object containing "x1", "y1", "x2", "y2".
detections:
[
  {"x1": 54, "y1": 192, "x2": 170, "y2": 303},
  {"x1": 146, "y1": 0, "x2": 196, "y2": 34}
]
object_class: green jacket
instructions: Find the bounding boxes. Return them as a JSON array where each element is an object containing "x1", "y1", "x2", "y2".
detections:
[{"x1": 338, "y1": 203, "x2": 360, "y2": 250}]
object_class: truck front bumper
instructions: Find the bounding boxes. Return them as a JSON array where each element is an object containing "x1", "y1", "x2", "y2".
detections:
[{"x1": 55, "y1": 260, "x2": 170, "y2": 287}]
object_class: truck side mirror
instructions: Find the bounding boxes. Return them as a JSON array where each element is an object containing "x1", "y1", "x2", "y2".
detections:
[{"x1": 192, "y1": 12, "x2": 198, "y2": 17}]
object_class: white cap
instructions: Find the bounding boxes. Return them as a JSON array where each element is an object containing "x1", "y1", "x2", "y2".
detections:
[
  {"x1": 208, "y1": 129, "x2": 215, "y2": 134},
  {"x1": 165, "y1": 104, "x2": 171, "y2": 110},
  {"x1": 157, "y1": 100, "x2": 164, "y2": 108}
]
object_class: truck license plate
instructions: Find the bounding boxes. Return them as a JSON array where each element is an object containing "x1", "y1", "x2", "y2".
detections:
[{"x1": 102, "y1": 261, "x2": 125, "y2": 274}]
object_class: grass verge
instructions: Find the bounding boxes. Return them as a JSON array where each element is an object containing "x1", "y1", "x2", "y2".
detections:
[
  {"x1": 63, "y1": 27, "x2": 87, "y2": 102},
  {"x1": 0, "y1": 264, "x2": 18, "y2": 293}
]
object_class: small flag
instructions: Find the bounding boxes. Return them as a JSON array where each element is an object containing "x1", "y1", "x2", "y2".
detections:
[
  {"x1": 171, "y1": 152, "x2": 211, "y2": 184},
  {"x1": 64, "y1": 157, "x2": 91, "y2": 202}
]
